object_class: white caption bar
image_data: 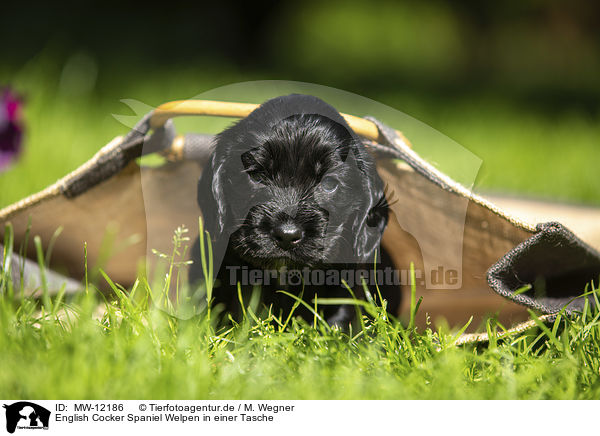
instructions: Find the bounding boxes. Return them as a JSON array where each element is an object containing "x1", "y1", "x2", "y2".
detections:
[{"x1": 0, "y1": 400, "x2": 596, "y2": 435}]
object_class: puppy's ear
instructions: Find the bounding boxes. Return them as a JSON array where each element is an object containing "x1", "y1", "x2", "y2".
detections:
[
  {"x1": 191, "y1": 154, "x2": 228, "y2": 286},
  {"x1": 197, "y1": 153, "x2": 227, "y2": 241},
  {"x1": 352, "y1": 158, "x2": 388, "y2": 261}
]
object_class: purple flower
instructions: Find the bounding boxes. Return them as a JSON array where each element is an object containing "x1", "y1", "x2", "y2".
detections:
[{"x1": 0, "y1": 87, "x2": 24, "y2": 171}]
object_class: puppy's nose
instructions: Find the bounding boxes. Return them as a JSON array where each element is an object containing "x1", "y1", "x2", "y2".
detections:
[{"x1": 271, "y1": 223, "x2": 304, "y2": 249}]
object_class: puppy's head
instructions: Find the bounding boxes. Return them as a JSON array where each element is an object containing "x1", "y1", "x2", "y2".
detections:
[{"x1": 198, "y1": 94, "x2": 387, "y2": 269}]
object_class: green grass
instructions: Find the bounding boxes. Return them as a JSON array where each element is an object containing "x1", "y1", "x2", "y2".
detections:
[{"x1": 1, "y1": 222, "x2": 600, "y2": 400}]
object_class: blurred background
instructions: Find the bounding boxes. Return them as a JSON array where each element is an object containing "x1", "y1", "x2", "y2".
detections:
[{"x1": 1, "y1": 0, "x2": 598, "y2": 207}]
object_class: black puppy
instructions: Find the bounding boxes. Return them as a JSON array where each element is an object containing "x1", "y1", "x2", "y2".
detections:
[{"x1": 190, "y1": 94, "x2": 400, "y2": 327}]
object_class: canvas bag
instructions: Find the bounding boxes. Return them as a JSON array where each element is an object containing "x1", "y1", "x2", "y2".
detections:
[{"x1": 1, "y1": 99, "x2": 599, "y2": 341}]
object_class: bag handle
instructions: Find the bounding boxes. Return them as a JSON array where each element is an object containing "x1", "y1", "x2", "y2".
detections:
[{"x1": 150, "y1": 99, "x2": 411, "y2": 148}]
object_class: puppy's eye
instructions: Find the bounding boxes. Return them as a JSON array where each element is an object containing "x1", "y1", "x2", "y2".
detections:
[
  {"x1": 245, "y1": 170, "x2": 262, "y2": 183},
  {"x1": 241, "y1": 151, "x2": 257, "y2": 170},
  {"x1": 241, "y1": 151, "x2": 262, "y2": 183},
  {"x1": 321, "y1": 176, "x2": 339, "y2": 193}
]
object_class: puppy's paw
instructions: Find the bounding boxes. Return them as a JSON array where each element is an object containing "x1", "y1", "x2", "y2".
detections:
[{"x1": 325, "y1": 305, "x2": 354, "y2": 331}]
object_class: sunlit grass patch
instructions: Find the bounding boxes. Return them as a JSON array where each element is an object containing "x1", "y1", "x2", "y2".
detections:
[{"x1": 1, "y1": 223, "x2": 599, "y2": 399}]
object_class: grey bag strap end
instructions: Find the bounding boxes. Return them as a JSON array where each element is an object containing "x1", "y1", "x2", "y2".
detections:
[
  {"x1": 60, "y1": 111, "x2": 176, "y2": 198},
  {"x1": 487, "y1": 222, "x2": 600, "y2": 316}
]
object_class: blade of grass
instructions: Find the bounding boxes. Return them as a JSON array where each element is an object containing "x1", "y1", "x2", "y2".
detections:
[
  {"x1": 277, "y1": 290, "x2": 330, "y2": 331},
  {"x1": 408, "y1": 262, "x2": 417, "y2": 330},
  {"x1": 34, "y1": 235, "x2": 51, "y2": 312}
]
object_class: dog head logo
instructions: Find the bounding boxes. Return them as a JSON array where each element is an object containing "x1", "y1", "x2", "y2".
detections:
[{"x1": 3, "y1": 402, "x2": 50, "y2": 433}]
